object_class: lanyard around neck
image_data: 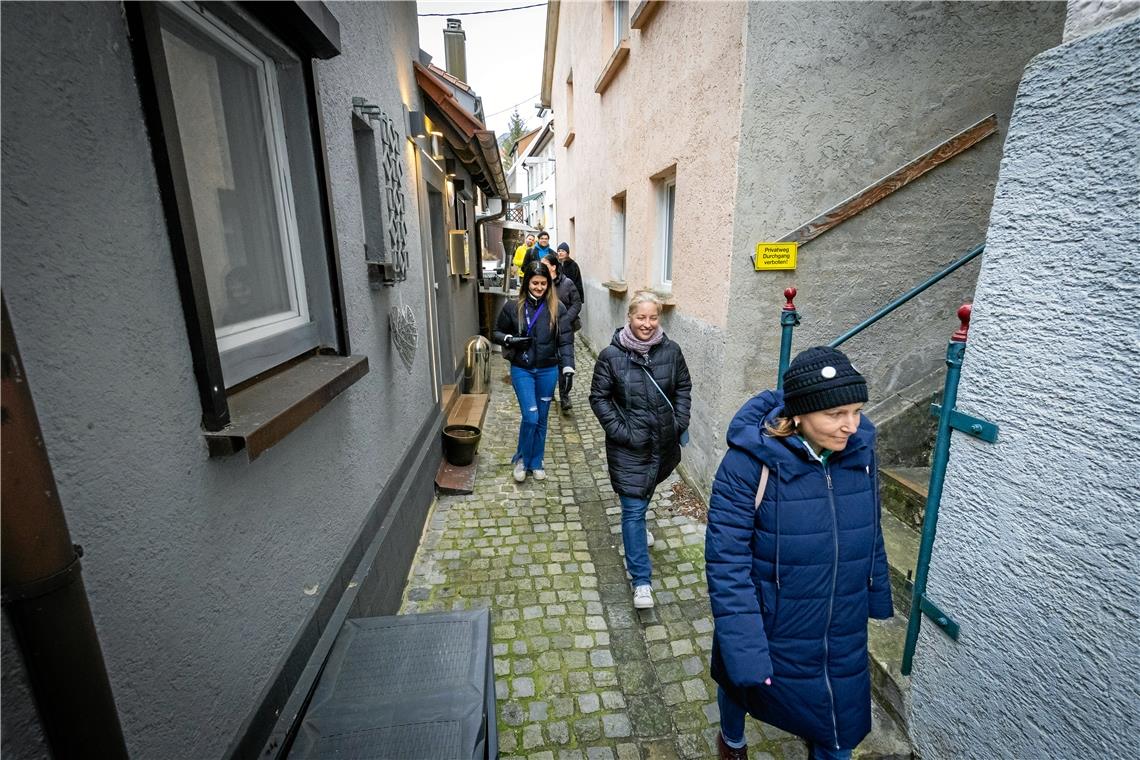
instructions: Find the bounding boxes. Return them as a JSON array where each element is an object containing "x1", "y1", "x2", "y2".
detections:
[{"x1": 524, "y1": 301, "x2": 546, "y2": 335}]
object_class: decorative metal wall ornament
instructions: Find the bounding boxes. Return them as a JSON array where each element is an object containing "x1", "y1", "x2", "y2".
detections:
[
  {"x1": 389, "y1": 303, "x2": 418, "y2": 371},
  {"x1": 377, "y1": 112, "x2": 410, "y2": 282},
  {"x1": 351, "y1": 97, "x2": 410, "y2": 285}
]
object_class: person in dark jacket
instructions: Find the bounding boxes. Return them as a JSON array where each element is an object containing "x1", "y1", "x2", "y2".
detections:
[
  {"x1": 705, "y1": 346, "x2": 892, "y2": 760},
  {"x1": 589, "y1": 290, "x2": 692, "y2": 609},
  {"x1": 556, "y1": 242, "x2": 584, "y2": 308},
  {"x1": 493, "y1": 262, "x2": 574, "y2": 483},
  {"x1": 542, "y1": 253, "x2": 582, "y2": 414}
]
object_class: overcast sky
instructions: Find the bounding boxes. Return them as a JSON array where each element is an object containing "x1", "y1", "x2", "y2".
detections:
[{"x1": 417, "y1": 0, "x2": 548, "y2": 138}]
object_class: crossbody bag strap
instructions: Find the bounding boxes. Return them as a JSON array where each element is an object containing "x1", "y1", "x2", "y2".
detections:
[
  {"x1": 754, "y1": 465, "x2": 770, "y2": 510},
  {"x1": 640, "y1": 366, "x2": 674, "y2": 413}
]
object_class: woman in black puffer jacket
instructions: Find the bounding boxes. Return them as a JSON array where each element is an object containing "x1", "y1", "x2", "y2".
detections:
[{"x1": 590, "y1": 290, "x2": 692, "y2": 610}]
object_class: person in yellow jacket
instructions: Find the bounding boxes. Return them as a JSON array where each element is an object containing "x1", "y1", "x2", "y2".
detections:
[{"x1": 513, "y1": 233, "x2": 536, "y2": 279}]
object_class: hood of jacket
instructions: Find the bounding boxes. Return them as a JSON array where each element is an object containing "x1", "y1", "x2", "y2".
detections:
[{"x1": 726, "y1": 389, "x2": 874, "y2": 471}]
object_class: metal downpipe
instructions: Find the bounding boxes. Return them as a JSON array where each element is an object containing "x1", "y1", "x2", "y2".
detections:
[{"x1": 1, "y1": 295, "x2": 129, "y2": 758}]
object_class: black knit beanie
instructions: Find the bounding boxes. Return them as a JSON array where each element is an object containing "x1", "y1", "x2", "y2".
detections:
[{"x1": 782, "y1": 346, "x2": 868, "y2": 417}]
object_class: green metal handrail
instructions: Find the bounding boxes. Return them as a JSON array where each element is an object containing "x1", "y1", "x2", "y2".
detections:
[
  {"x1": 773, "y1": 242, "x2": 999, "y2": 676},
  {"x1": 828, "y1": 243, "x2": 985, "y2": 349},
  {"x1": 775, "y1": 242, "x2": 983, "y2": 384}
]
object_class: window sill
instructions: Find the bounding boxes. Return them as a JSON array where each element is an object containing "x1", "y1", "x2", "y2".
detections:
[
  {"x1": 205, "y1": 353, "x2": 369, "y2": 460},
  {"x1": 563, "y1": 130, "x2": 576, "y2": 148},
  {"x1": 630, "y1": 0, "x2": 662, "y2": 30},
  {"x1": 594, "y1": 40, "x2": 630, "y2": 95},
  {"x1": 602, "y1": 280, "x2": 628, "y2": 294},
  {"x1": 650, "y1": 288, "x2": 676, "y2": 308}
]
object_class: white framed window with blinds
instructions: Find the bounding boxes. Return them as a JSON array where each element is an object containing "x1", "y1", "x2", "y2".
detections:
[
  {"x1": 158, "y1": 3, "x2": 316, "y2": 384},
  {"x1": 611, "y1": 192, "x2": 626, "y2": 282},
  {"x1": 658, "y1": 176, "x2": 676, "y2": 287},
  {"x1": 613, "y1": 0, "x2": 629, "y2": 48}
]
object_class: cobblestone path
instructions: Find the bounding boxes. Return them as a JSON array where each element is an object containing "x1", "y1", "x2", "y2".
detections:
[{"x1": 400, "y1": 343, "x2": 806, "y2": 760}]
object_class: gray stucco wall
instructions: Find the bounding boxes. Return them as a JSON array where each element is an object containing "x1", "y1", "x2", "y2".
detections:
[
  {"x1": 909, "y1": 17, "x2": 1139, "y2": 759},
  {"x1": 1, "y1": 2, "x2": 439, "y2": 757},
  {"x1": 716, "y1": 2, "x2": 1065, "y2": 487}
]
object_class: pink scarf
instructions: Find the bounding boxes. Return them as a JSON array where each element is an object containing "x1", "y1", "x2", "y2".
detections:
[{"x1": 618, "y1": 323, "x2": 664, "y2": 356}]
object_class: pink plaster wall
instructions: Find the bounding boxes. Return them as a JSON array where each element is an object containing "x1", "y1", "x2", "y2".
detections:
[{"x1": 550, "y1": 1, "x2": 748, "y2": 329}]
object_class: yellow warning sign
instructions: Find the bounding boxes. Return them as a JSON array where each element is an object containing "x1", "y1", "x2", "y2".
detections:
[{"x1": 754, "y1": 243, "x2": 798, "y2": 271}]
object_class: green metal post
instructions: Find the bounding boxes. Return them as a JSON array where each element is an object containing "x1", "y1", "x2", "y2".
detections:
[
  {"x1": 901, "y1": 304, "x2": 972, "y2": 675},
  {"x1": 776, "y1": 287, "x2": 798, "y2": 390}
]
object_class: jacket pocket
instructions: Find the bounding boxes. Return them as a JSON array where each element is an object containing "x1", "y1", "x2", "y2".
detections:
[{"x1": 758, "y1": 579, "x2": 780, "y2": 636}]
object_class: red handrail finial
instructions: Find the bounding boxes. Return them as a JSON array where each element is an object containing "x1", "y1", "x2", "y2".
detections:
[
  {"x1": 952, "y1": 303, "x2": 972, "y2": 343},
  {"x1": 783, "y1": 287, "x2": 798, "y2": 311}
]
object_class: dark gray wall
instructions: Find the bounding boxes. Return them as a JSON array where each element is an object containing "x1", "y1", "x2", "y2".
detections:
[
  {"x1": 909, "y1": 17, "x2": 1140, "y2": 758},
  {"x1": 1, "y1": 2, "x2": 439, "y2": 756}
]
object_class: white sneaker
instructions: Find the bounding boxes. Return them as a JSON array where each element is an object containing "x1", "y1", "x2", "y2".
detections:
[
  {"x1": 646, "y1": 529, "x2": 655, "y2": 547},
  {"x1": 633, "y1": 584, "x2": 654, "y2": 609},
  {"x1": 532, "y1": 468, "x2": 546, "y2": 480},
  {"x1": 513, "y1": 461, "x2": 526, "y2": 482}
]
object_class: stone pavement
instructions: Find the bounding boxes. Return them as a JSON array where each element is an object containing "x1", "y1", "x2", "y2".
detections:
[{"x1": 400, "y1": 342, "x2": 809, "y2": 760}]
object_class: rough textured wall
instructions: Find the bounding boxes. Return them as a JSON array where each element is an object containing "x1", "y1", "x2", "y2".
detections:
[
  {"x1": 1, "y1": 2, "x2": 433, "y2": 757},
  {"x1": 1, "y1": 618, "x2": 47, "y2": 759},
  {"x1": 710, "y1": 2, "x2": 1065, "y2": 490},
  {"x1": 551, "y1": 0, "x2": 747, "y2": 333},
  {"x1": 1064, "y1": 0, "x2": 1140, "y2": 39},
  {"x1": 910, "y1": 18, "x2": 1140, "y2": 759},
  {"x1": 550, "y1": 1, "x2": 748, "y2": 491}
]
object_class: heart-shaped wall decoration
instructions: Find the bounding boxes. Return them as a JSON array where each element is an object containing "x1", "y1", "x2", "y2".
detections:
[{"x1": 389, "y1": 303, "x2": 418, "y2": 370}]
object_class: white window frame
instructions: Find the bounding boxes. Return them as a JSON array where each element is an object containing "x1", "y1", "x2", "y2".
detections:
[
  {"x1": 613, "y1": 0, "x2": 629, "y2": 48},
  {"x1": 659, "y1": 177, "x2": 676, "y2": 287},
  {"x1": 611, "y1": 193, "x2": 626, "y2": 281},
  {"x1": 163, "y1": 3, "x2": 311, "y2": 358}
]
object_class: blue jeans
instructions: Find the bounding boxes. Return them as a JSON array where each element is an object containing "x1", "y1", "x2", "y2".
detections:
[
  {"x1": 619, "y1": 494, "x2": 653, "y2": 586},
  {"x1": 718, "y1": 686, "x2": 747, "y2": 746},
  {"x1": 717, "y1": 687, "x2": 851, "y2": 759},
  {"x1": 509, "y1": 364, "x2": 559, "y2": 470}
]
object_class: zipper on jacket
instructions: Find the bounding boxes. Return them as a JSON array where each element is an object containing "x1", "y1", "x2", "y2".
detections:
[
  {"x1": 823, "y1": 461, "x2": 841, "y2": 750},
  {"x1": 868, "y1": 461, "x2": 879, "y2": 588}
]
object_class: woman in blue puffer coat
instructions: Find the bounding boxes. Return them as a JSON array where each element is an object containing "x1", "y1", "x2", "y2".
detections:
[{"x1": 705, "y1": 347, "x2": 893, "y2": 760}]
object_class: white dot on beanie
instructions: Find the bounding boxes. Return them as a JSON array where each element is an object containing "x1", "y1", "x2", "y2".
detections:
[{"x1": 821, "y1": 366, "x2": 837, "y2": 379}]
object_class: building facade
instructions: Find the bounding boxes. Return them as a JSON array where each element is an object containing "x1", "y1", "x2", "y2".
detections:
[
  {"x1": 542, "y1": 0, "x2": 1066, "y2": 495},
  {"x1": 1, "y1": 2, "x2": 504, "y2": 757}
]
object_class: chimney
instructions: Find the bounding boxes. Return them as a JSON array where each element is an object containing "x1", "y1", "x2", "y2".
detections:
[{"x1": 443, "y1": 18, "x2": 467, "y2": 82}]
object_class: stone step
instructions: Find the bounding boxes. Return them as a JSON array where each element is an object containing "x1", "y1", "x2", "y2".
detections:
[
  {"x1": 867, "y1": 614, "x2": 911, "y2": 744},
  {"x1": 880, "y1": 509, "x2": 919, "y2": 617},
  {"x1": 880, "y1": 466, "x2": 929, "y2": 530},
  {"x1": 855, "y1": 692, "x2": 914, "y2": 759}
]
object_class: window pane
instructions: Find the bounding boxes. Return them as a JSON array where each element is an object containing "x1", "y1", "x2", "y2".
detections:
[
  {"x1": 614, "y1": 0, "x2": 628, "y2": 47},
  {"x1": 160, "y1": 12, "x2": 299, "y2": 336},
  {"x1": 663, "y1": 183, "x2": 675, "y2": 282}
]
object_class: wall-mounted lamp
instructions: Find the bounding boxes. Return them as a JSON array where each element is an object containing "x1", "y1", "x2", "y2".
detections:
[
  {"x1": 444, "y1": 158, "x2": 458, "y2": 178},
  {"x1": 430, "y1": 132, "x2": 445, "y2": 160},
  {"x1": 405, "y1": 108, "x2": 427, "y2": 140}
]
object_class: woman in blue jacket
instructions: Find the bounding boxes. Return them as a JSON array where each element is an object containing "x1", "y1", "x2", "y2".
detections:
[{"x1": 705, "y1": 347, "x2": 892, "y2": 760}]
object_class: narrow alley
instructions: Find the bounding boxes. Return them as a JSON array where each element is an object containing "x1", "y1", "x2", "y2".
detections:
[
  {"x1": 400, "y1": 344, "x2": 907, "y2": 760},
  {"x1": 2, "y1": 2, "x2": 1136, "y2": 758}
]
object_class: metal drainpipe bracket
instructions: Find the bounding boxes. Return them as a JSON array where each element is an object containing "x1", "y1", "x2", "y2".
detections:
[
  {"x1": 930, "y1": 403, "x2": 999, "y2": 443},
  {"x1": 918, "y1": 593, "x2": 961, "y2": 640}
]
